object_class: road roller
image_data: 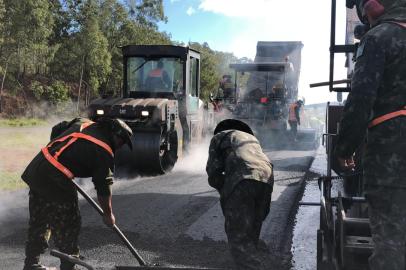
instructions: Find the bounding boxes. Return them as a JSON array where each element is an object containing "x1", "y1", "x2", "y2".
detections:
[{"x1": 88, "y1": 45, "x2": 206, "y2": 174}]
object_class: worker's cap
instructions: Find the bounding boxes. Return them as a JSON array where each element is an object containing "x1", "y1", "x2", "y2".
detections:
[
  {"x1": 214, "y1": 119, "x2": 254, "y2": 136},
  {"x1": 347, "y1": 0, "x2": 369, "y2": 23},
  {"x1": 97, "y1": 117, "x2": 133, "y2": 150},
  {"x1": 347, "y1": 0, "x2": 391, "y2": 24}
]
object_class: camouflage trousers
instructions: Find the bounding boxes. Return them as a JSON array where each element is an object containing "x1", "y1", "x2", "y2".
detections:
[
  {"x1": 25, "y1": 190, "x2": 81, "y2": 269},
  {"x1": 364, "y1": 186, "x2": 406, "y2": 270},
  {"x1": 288, "y1": 121, "x2": 298, "y2": 139},
  {"x1": 221, "y1": 180, "x2": 272, "y2": 270}
]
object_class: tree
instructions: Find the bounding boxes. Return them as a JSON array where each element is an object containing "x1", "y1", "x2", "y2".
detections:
[
  {"x1": 3, "y1": 0, "x2": 55, "y2": 77},
  {"x1": 0, "y1": 0, "x2": 4, "y2": 47},
  {"x1": 189, "y1": 42, "x2": 237, "y2": 101},
  {"x1": 98, "y1": 0, "x2": 171, "y2": 95},
  {"x1": 48, "y1": 0, "x2": 72, "y2": 45},
  {"x1": 0, "y1": 0, "x2": 5, "y2": 111},
  {"x1": 77, "y1": 0, "x2": 111, "y2": 97},
  {"x1": 0, "y1": 0, "x2": 252, "y2": 117},
  {"x1": 126, "y1": 0, "x2": 167, "y2": 28}
]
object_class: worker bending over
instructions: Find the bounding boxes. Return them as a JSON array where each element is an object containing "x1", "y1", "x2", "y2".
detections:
[
  {"x1": 21, "y1": 117, "x2": 132, "y2": 270},
  {"x1": 206, "y1": 119, "x2": 274, "y2": 270}
]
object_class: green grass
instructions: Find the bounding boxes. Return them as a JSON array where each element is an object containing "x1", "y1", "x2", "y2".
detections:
[
  {"x1": 0, "y1": 122, "x2": 51, "y2": 191},
  {"x1": 0, "y1": 171, "x2": 27, "y2": 191},
  {"x1": 0, "y1": 118, "x2": 47, "y2": 127},
  {"x1": 0, "y1": 132, "x2": 49, "y2": 148}
]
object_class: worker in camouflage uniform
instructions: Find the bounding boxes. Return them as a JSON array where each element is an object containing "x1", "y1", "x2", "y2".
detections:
[
  {"x1": 21, "y1": 117, "x2": 133, "y2": 270},
  {"x1": 335, "y1": 0, "x2": 406, "y2": 269},
  {"x1": 206, "y1": 119, "x2": 274, "y2": 270}
]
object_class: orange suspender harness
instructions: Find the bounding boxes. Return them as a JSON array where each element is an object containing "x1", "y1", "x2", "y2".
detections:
[
  {"x1": 368, "y1": 106, "x2": 406, "y2": 128},
  {"x1": 41, "y1": 122, "x2": 114, "y2": 179}
]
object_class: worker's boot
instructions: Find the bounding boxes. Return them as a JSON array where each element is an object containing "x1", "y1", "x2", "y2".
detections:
[
  {"x1": 23, "y1": 256, "x2": 44, "y2": 270},
  {"x1": 60, "y1": 260, "x2": 77, "y2": 270},
  {"x1": 23, "y1": 263, "x2": 57, "y2": 270}
]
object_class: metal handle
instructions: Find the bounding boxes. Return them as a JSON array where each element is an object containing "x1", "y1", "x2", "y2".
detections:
[{"x1": 73, "y1": 181, "x2": 147, "y2": 266}]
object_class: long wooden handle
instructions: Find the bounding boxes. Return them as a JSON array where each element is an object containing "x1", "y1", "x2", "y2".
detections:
[{"x1": 73, "y1": 181, "x2": 147, "y2": 266}]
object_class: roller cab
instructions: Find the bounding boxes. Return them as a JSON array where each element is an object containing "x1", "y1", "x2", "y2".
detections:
[{"x1": 88, "y1": 45, "x2": 204, "y2": 174}]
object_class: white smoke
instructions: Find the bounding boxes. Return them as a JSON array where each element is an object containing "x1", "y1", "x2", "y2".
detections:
[{"x1": 173, "y1": 140, "x2": 210, "y2": 173}]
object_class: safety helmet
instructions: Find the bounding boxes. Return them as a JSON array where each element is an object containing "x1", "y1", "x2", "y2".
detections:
[
  {"x1": 347, "y1": 0, "x2": 385, "y2": 24},
  {"x1": 214, "y1": 119, "x2": 254, "y2": 136},
  {"x1": 97, "y1": 117, "x2": 133, "y2": 150},
  {"x1": 297, "y1": 100, "x2": 304, "y2": 106}
]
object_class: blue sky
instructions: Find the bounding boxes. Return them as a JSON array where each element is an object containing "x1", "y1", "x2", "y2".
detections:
[
  {"x1": 158, "y1": 0, "x2": 351, "y2": 104},
  {"x1": 158, "y1": 0, "x2": 249, "y2": 51}
]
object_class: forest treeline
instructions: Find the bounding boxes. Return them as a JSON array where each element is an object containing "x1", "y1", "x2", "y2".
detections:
[{"x1": 0, "y1": 0, "x2": 248, "y2": 117}]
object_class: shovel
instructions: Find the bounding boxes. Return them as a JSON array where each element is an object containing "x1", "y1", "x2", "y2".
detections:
[{"x1": 73, "y1": 181, "x2": 223, "y2": 270}]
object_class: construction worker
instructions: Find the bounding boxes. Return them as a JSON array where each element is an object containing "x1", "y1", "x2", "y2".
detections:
[
  {"x1": 288, "y1": 100, "x2": 304, "y2": 141},
  {"x1": 206, "y1": 119, "x2": 274, "y2": 270},
  {"x1": 145, "y1": 60, "x2": 171, "y2": 90},
  {"x1": 335, "y1": 1, "x2": 406, "y2": 269},
  {"x1": 219, "y1": 75, "x2": 234, "y2": 99},
  {"x1": 269, "y1": 82, "x2": 286, "y2": 100},
  {"x1": 21, "y1": 117, "x2": 133, "y2": 270}
]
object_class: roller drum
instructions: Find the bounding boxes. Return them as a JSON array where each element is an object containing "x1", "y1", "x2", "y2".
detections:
[{"x1": 115, "y1": 130, "x2": 178, "y2": 175}]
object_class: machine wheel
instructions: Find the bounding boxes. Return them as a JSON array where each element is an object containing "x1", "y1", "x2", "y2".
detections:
[
  {"x1": 317, "y1": 229, "x2": 336, "y2": 270},
  {"x1": 115, "y1": 129, "x2": 178, "y2": 175}
]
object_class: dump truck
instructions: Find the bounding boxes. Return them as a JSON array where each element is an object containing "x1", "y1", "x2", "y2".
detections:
[{"x1": 88, "y1": 45, "x2": 206, "y2": 174}]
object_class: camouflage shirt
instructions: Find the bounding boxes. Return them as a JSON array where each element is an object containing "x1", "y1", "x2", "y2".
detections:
[
  {"x1": 22, "y1": 119, "x2": 114, "y2": 202},
  {"x1": 206, "y1": 130, "x2": 274, "y2": 199},
  {"x1": 335, "y1": 22, "x2": 406, "y2": 186}
]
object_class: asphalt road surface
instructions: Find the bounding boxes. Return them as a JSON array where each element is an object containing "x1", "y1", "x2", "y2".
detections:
[{"x1": 0, "y1": 143, "x2": 316, "y2": 270}]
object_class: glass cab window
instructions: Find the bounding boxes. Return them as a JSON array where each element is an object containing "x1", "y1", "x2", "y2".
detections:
[
  {"x1": 126, "y1": 57, "x2": 184, "y2": 94},
  {"x1": 189, "y1": 57, "x2": 199, "y2": 97}
]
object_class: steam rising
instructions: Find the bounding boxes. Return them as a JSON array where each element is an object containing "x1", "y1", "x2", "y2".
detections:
[{"x1": 173, "y1": 140, "x2": 210, "y2": 173}]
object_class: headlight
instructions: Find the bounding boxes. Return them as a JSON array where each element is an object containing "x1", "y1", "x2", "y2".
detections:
[
  {"x1": 96, "y1": 109, "x2": 104, "y2": 115},
  {"x1": 141, "y1": 110, "x2": 149, "y2": 117}
]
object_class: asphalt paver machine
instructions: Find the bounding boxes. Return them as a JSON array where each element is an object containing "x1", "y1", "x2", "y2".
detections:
[{"x1": 213, "y1": 61, "x2": 319, "y2": 149}]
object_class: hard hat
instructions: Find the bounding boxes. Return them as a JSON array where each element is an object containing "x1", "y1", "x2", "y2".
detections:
[
  {"x1": 97, "y1": 117, "x2": 133, "y2": 150},
  {"x1": 347, "y1": 0, "x2": 385, "y2": 24},
  {"x1": 214, "y1": 119, "x2": 254, "y2": 136},
  {"x1": 297, "y1": 100, "x2": 304, "y2": 106}
]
